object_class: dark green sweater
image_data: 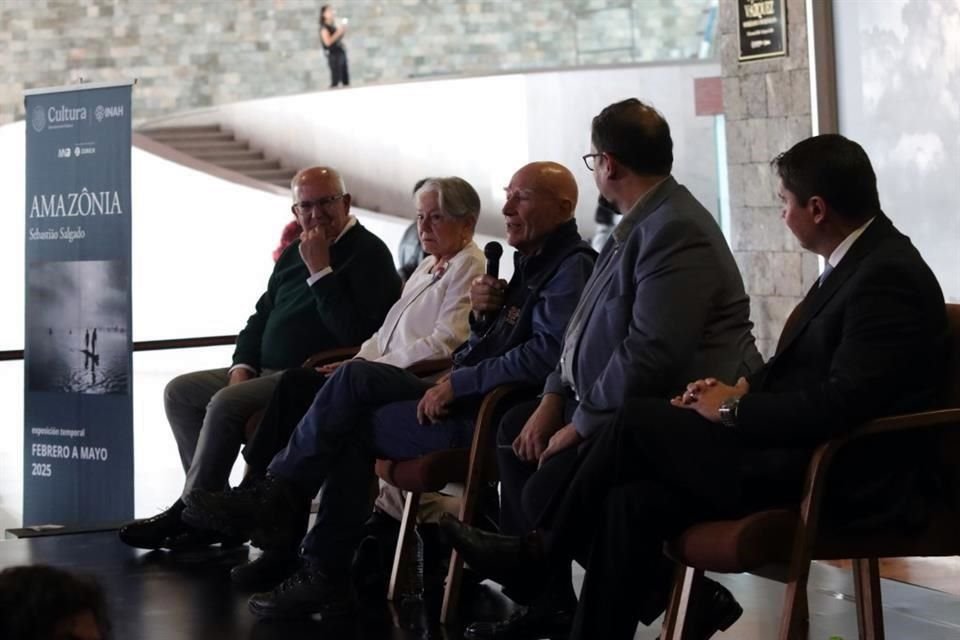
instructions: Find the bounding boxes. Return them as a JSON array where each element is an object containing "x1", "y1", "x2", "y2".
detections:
[{"x1": 232, "y1": 223, "x2": 401, "y2": 372}]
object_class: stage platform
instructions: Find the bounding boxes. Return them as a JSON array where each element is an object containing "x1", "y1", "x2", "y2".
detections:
[{"x1": 1, "y1": 531, "x2": 959, "y2": 639}]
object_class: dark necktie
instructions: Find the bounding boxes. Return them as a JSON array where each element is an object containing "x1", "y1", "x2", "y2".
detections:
[{"x1": 818, "y1": 261, "x2": 834, "y2": 288}]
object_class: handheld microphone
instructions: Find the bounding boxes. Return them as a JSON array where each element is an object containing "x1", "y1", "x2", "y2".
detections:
[
  {"x1": 484, "y1": 241, "x2": 503, "y2": 279},
  {"x1": 480, "y1": 241, "x2": 504, "y2": 323}
]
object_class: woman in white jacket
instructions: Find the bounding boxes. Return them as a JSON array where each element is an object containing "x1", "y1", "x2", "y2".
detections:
[
  {"x1": 327, "y1": 177, "x2": 485, "y2": 371},
  {"x1": 119, "y1": 177, "x2": 485, "y2": 571}
]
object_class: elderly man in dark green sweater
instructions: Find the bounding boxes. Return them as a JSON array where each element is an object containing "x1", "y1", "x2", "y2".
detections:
[{"x1": 119, "y1": 166, "x2": 401, "y2": 550}]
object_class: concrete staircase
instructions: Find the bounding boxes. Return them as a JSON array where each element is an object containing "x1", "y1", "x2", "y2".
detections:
[{"x1": 137, "y1": 125, "x2": 296, "y2": 191}]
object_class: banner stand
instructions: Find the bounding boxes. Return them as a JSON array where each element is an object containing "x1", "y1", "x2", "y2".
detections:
[{"x1": 23, "y1": 80, "x2": 135, "y2": 526}]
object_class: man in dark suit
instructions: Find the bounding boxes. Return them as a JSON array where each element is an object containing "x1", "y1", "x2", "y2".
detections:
[
  {"x1": 476, "y1": 98, "x2": 761, "y2": 638},
  {"x1": 442, "y1": 134, "x2": 949, "y2": 640}
]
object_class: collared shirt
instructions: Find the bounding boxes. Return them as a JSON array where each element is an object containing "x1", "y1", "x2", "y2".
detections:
[
  {"x1": 305, "y1": 215, "x2": 358, "y2": 286},
  {"x1": 559, "y1": 176, "x2": 670, "y2": 393},
  {"x1": 827, "y1": 216, "x2": 875, "y2": 270}
]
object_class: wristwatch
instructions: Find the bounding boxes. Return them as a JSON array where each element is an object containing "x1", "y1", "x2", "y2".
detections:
[{"x1": 718, "y1": 396, "x2": 741, "y2": 429}]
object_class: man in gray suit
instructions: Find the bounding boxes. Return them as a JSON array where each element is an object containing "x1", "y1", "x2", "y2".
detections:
[{"x1": 471, "y1": 98, "x2": 761, "y2": 640}]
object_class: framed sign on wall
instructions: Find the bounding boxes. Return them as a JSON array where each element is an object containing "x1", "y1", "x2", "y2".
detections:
[{"x1": 738, "y1": 0, "x2": 787, "y2": 61}]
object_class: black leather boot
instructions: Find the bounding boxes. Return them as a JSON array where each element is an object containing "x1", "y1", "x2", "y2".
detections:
[{"x1": 182, "y1": 474, "x2": 308, "y2": 549}]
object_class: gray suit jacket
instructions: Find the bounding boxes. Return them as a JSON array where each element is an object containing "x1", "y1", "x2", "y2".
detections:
[{"x1": 544, "y1": 176, "x2": 762, "y2": 437}]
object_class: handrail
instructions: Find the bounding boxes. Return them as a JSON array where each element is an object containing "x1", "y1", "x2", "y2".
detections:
[{"x1": 0, "y1": 335, "x2": 237, "y2": 362}]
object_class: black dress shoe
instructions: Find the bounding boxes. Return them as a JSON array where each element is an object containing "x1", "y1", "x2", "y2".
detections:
[
  {"x1": 231, "y1": 549, "x2": 300, "y2": 592},
  {"x1": 165, "y1": 527, "x2": 248, "y2": 552},
  {"x1": 118, "y1": 500, "x2": 188, "y2": 549},
  {"x1": 247, "y1": 562, "x2": 357, "y2": 620},
  {"x1": 655, "y1": 578, "x2": 743, "y2": 640},
  {"x1": 182, "y1": 474, "x2": 308, "y2": 549},
  {"x1": 438, "y1": 513, "x2": 545, "y2": 595},
  {"x1": 686, "y1": 578, "x2": 743, "y2": 640},
  {"x1": 465, "y1": 603, "x2": 573, "y2": 640}
]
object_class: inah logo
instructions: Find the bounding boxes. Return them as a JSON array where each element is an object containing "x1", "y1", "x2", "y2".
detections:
[
  {"x1": 31, "y1": 106, "x2": 46, "y2": 132},
  {"x1": 95, "y1": 105, "x2": 124, "y2": 121}
]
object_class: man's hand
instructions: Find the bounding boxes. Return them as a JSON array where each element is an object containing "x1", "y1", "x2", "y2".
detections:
[
  {"x1": 228, "y1": 368, "x2": 255, "y2": 386},
  {"x1": 539, "y1": 423, "x2": 583, "y2": 468},
  {"x1": 299, "y1": 226, "x2": 332, "y2": 275},
  {"x1": 670, "y1": 376, "x2": 750, "y2": 422},
  {"x1": 315, "y1": 360, "x2": 345, "y2": 376},
  {"x1": 469, "y1": 275, "x2": 507, "y2": 317},
  {"x1": 417, "y1": 377, "x2": 455, "y2": 425},
  {"x1": 512, "y1": 394, "x2": 564, "y2": 462}
]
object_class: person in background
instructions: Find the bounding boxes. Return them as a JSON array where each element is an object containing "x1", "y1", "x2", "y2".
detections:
[
  {"x1": 590, "y1": 195, "x2": 620, "y2": 252},
  {"x1": 397, "y1": 179, "x2": 430, "y2": 280},
  {"x1": 0, "y1": 565, "x2": 110, "y2": 640},
  {"x1": 320, "y1": 5, "x2": 349, "y2": 88},
  {"x1": 273, "y1": 219, "x2": 302, "y2": 262}
]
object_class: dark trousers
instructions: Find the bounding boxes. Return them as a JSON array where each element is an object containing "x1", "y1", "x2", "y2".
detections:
[
  {"x1": 496, "y1": 398, "x2": 580, "y2": 536},
  {"x1": 496, "y1": 398, "x2": 580, "y2": 605},
  {"x1": 267, "y1": 360, "x2": 475, "y2": 571},
  {"x1": 543, "y1": 398, "x2": 806, "y2": 640},
  {"x1": 242, "y1": 367, "x2": 327, "y2": 472},
  {"x1": 327, "y1": 49, "x2": 349, "y2": 87}
]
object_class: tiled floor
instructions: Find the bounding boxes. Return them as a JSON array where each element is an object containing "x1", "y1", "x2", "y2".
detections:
[{"x1": 1, "y1": 531, "x2": 959, "y2": 639}]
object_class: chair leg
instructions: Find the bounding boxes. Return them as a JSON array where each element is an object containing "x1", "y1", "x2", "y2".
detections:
[
  {"x1": 853, "y1": 558, "x2": 884, "y2": 640},
  {"x1": 387, "y1": 490, "x2": 421, "y2": 601},
  {"x1": 660, "y1": 565, "x2": 702, "y2": 640},
  {"x1": 778, "y1": 572, "x2": 810, "y2": 640},
  {"x1": 440, "y1": 546, "x2": 464, "y2": 625}
]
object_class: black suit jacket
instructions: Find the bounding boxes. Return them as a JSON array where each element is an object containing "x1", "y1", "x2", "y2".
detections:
[
  {"x1": 739, "y1": 213, "x2": 948, "y2": 448},
  {"x1": 728, "y1": 215, "x2": 949, "y2": 525}
]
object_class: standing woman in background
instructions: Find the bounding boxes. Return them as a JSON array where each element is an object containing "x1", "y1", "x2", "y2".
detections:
[{"x1": 319, "y1": 5, "x2": 349, "y2": 88}]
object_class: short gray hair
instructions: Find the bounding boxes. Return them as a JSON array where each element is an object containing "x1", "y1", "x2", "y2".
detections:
[{"x1": 415, "y1": 177, "x2": 481, "y2": 222}]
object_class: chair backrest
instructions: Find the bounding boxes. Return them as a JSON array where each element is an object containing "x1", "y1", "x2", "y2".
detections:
[{"x1": 943, "y1": 304, "x2": 960, "y2": 407}]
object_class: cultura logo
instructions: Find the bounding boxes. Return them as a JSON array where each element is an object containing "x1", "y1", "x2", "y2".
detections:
[{"x1": 31, "y1": 106, "x2": 46, "y2": 132}]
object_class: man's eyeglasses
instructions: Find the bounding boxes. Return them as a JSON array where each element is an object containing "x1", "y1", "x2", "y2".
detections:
[
  {"x1": 582, "y1": 153, "x2": 603, "y2": 172},
  {"x1": 293, "y1": 194, "x2": 345, "y2": 216}
]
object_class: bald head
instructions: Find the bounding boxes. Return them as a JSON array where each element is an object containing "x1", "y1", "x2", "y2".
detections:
[
  {"x1": 515, "y1": 161, "x2": 578, "y2": 218},
  {"x1": 291, "y1": 166, "x2": 346, "y2": 197},
  {"x1": 502, "y1": 161, "x2": 579, "y2": 255}
]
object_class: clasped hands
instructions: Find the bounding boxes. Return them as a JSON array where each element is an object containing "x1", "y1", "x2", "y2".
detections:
[
  {"x1": 670, "y1": 376, "x2": 750, "y2": 422},
  {"x1": 512, "y1": 394, "x2": 582, "y2": 469},
  {"x1": 417, "y1": 374, "x2": 455, "y2": 425}
]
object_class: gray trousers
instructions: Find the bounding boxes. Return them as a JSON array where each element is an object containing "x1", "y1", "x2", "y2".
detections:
[{"x1": 164, "y1": 367, "x2": 282, "y2": 498}]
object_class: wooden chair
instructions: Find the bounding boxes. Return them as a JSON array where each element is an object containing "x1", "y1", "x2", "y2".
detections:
[
  {"x1": 375, "y1": 383, "x2": 537, "y2": 623},
  {"x1": 661, "y1": 303, "x2": 960, "y2": 640}
]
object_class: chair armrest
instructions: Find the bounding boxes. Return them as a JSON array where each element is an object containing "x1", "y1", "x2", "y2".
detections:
[
  {"x1": 792, "y1": 407, "x2": 960, "y2": 562},
  {"x1": 301, "y1": 346, "x2": 361, "y2": 369},
  {"x1": 406, "y1": 357, "x2": 454, "y2": 377}
]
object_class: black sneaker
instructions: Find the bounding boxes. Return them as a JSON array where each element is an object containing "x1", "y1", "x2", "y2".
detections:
[
  {"x1": 247, "y1": 561, "x2": 357, "y2": 620},
  {"x1": 118, "y1": 500, "x2": 188, "y2": 549},
  {"x1": 182, "y1": 474, "x2": 307, "y2": 549},
  {"x1": 231, "y1": 548, "x2": 300, "y2": 592}
]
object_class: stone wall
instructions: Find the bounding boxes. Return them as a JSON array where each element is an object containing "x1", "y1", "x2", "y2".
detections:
[
  {"x1": 718, "y1": 0, "x2": 815, "y2": 358},
  {"x1": 0, "y1": 0, "x2": 715, "y2": 126}
]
